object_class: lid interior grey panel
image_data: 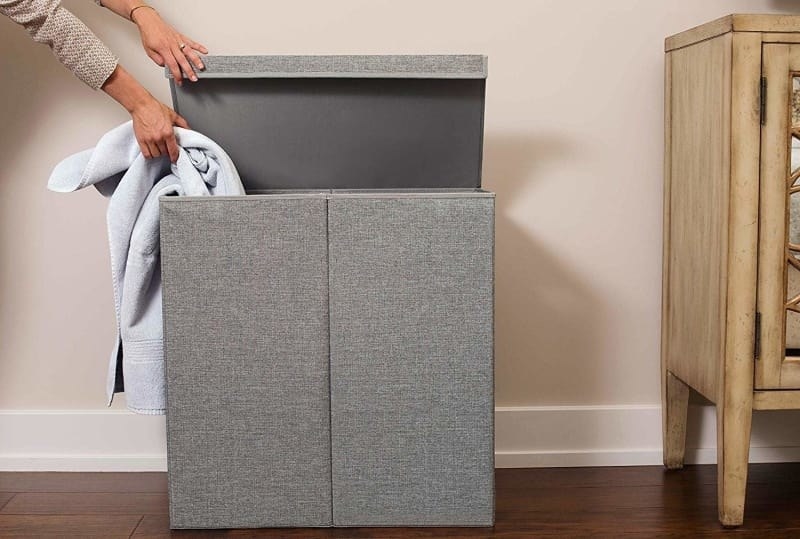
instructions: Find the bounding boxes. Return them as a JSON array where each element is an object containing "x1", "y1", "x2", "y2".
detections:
[{"x1": 171, "y1": 77, "x2": 485, "y2": 191}]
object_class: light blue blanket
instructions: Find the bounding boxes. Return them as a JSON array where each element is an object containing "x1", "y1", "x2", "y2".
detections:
[{"x1": 48, "y1": 122, "x2": 245, "y2": 414}]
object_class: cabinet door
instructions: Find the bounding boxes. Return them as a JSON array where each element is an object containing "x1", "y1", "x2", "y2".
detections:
[
  {"x1": 327, "y1": 190, "x2": 495, "y2": 527},
  {"x1": 160, "y1": 195, "x2": 333, "y2": 528},
  {"x1": 758, "y1": 44, "x2": 800, "y2": 389}
]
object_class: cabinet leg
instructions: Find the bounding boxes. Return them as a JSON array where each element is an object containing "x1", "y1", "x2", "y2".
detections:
[
  {"x1": 662, "y1": 371, "x2": 690, "y2": 469},
  {"x1": 716, "y1": 397, "x2": 753, "y2": 527}
]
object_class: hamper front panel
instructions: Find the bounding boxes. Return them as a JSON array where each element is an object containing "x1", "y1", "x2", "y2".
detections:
[
  {"x1": 160, "y1": 196, "x2": 333, "y2": 529},
  {"x1": 327, "y1": 191, "x2": 495, "y2": 527}
]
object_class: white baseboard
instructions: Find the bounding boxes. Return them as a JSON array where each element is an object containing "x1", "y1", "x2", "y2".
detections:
[
  {"x1": 4, "y1": 405, "x2": 800, "y2": 471},
  {"x1": 495, "y1": 404, "x2": 800, "y2": 468},
  {"x1": 0, "y1": 410, "x2": 168, "y2": 471}
]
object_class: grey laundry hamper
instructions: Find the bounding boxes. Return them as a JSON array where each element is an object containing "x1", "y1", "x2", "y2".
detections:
[{"x1": 160, "y1": 55, "x2": 495, "y2": 529}]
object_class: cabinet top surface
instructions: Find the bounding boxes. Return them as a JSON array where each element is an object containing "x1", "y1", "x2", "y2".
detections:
[{"x1": 666, "y1": 14, "x2": 800, "y2": 52}]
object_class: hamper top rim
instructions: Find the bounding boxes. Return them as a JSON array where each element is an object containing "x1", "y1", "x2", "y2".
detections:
[{"x1": 166, "y1": 55, "x2": 489, "y2": 80}]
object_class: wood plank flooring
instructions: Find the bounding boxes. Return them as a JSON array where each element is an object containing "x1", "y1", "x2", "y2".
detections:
[{"x1": 2, "y1": 465, "x2": 800, "y2": 537}]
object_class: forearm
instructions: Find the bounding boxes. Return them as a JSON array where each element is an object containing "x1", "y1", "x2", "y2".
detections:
[
  {"x1": 101, "y1": 64, "x2": 152, "y2": 115},
  {"x1": 0, "y1": 0, "x2": 118, "y2": 89},
  {"x1": 95, "y1": 0, "x2": 144, "y2": 21}
]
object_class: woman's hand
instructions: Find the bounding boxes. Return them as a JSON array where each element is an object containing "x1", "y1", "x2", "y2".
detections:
[
  {"x1": 102, "y1": 65, "x2": 189, "y2": 163},
  {"x1": 131, "y1": 6, "x2": 208, "y2": 85},
  {"x1": 130, "y1": 97, "x2": 189, "y2": 162}
]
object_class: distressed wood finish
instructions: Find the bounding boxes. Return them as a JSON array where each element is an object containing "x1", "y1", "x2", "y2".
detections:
[
  {"x1": 753, "y1": 390, "x2": 800, "y2": 409},
  {"x1": 758, "y1": 43, "x2": 791, "y2": 389},
  {"x1": 757, "y1": 44, "x2": 800, "y2": 390},
  {"x1": 663, "y1": 16, "x2": 800, "y2": 527},
  {"x1": 763, "y1": 33, "x2": 800, "y2": 44},
  {"x1": 661, "y1": 50, "x2": 689, "y2": 472},
  {"x1": 662, "y1": 372, "x2": 690, "y2": 469},
  {"x1": 716, "y1": 31, "x2": 761, "y2": 527},
  {"x1": 666, "y1": 14, "x2": 800, "y2": 51},
  {"x1": 665, "y1": 15, "x2": 734, "y2": 52},
  {"x1": 780, "y1": 44, "x2": 800, "y2": 388},
  {"x1": 776, "y1": 45, "x2": 800, "y2": 388},
  {"x1": 731, "y1": 14, "x2": 800, "y2": 33},
  {"x1": 664, "y1": 33, "x2": 731, "y2": 404}
]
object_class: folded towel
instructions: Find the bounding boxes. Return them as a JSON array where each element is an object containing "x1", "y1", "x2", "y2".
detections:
[{"x1": 48, "y1": 121, "x2": 245, "y2": 414}]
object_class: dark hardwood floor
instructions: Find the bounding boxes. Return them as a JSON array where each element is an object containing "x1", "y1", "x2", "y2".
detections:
[{"x1": 2, "y1": 464, "x2": 800, "y2": 537}]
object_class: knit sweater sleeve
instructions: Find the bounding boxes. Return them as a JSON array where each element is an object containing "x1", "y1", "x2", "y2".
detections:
[{"x1": 0, "y1": 0, "x2": 119, "y2": 90}]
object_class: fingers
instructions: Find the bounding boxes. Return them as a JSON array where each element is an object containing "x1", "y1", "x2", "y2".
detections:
[
  {"x1": 166, "y1": 133, "x2": 180, "y2": 163},
  {"x1": 179, "y1": 35, "x2": 206, "y2": 70},
  {"x1": 173, "y1": 112, "x2": 189, "y2": 130},
  {"x1": 169, "y1": 35, "x2": 206, "y2": 83},
  {"x1": 139, "y1": 143, "x2": 152, "y2": 159},
  {"x1": 163, "y1": 53, "x2": 183, "y2": 85},
  {"x1": 167, "y1": 112, "x2": 187, "y2": 162},
  {"x1": 184, "y1": 47, "x2": 205, "y2": 71},
  {"x1": 143, "y1": 141, "x2": 174, "y2": 162},
  {"x1": 136, "y1": 132, "x2": 165, "y2": 160},
  {"x1": 172, "y1": 44, "x2": 198, "y2": 82},
  {"x1": 140, "y1": 139, "x2": 176, "y2": 162},
  {"x1": 146, "y1": 142, "x2": 160, "y2": 159},
  {"x1": 164, "y1": 45, "x2": 201, "y2": 85},
  {"x1": 185, "y1": 37, "x2": 208, "y2": 55},
  {"x1": 147, "y1": 50, "x2": 165, "y2": 67},
  {"x1": 131, "y1": 97, "x2": 185, "y2": 163},
  {"x1": 136, "y1": 11, "x2": 206, "y2": 82}
]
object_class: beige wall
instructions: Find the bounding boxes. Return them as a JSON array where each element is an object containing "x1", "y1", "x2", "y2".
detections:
[{"x1": 1, "y1": 0, "x2": 797, "y2": 414}]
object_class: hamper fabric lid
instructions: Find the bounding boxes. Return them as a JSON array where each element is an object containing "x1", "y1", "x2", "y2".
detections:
[
  {"x1": 174, "y1": 54, "x2": 488, "y2": 79},
  {"x1": 169, "y1": 55, "x2": 488, "y2": 191}
]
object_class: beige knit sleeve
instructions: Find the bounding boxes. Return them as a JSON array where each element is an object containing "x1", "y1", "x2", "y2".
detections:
[{"x1": 0, "y1": 0, "x2": 119, "y2": 90}]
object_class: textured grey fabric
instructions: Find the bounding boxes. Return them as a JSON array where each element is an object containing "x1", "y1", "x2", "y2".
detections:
[
  {"x1": 171, "y1": 55, "x2": 488, "y2": 79},
  {"x1": 328, "y1": 191, "x2": 495, "y2": 527},
  {"x1": 161, "y1": 195, "x2": 333, "y2": 529},
  {"x1": 161, "y1": 190, "x2": 495, "y2": 528}
]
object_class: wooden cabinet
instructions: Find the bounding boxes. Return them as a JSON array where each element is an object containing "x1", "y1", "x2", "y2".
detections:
[{"x1": 663, "y1": 14, "x2": 800, "y2": 527}]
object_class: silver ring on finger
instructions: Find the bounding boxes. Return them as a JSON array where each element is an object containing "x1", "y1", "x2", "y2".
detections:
[{"x1": 179, "y1": 43, "x2": 187, "y2": 50}]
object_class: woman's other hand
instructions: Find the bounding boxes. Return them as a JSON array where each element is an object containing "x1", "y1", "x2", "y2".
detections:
[
  {"x1": 130, "y1": 97, "x2": 189, "y2": 162},
  {"x1": 130, "y1": 6, "x2": 208, "y2": 85},
  {"x1": 102, "y1": 65, "x2": 189, "y2": 163}
]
